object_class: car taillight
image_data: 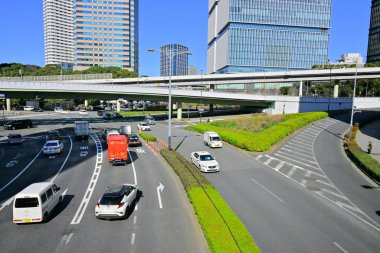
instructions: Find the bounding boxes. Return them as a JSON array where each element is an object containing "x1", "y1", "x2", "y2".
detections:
[{"x1": 117, "y1": 203, "x2": 125, "y2": 209}]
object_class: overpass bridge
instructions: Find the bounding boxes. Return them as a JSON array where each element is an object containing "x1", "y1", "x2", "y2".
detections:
[{"x1": 1, "y1": 79, "x2": 379, "y2": 116}]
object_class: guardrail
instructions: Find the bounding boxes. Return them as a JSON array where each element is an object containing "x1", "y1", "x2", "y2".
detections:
[{"x1": 0, "y1": 73, "x2": 112, "y2": 82}]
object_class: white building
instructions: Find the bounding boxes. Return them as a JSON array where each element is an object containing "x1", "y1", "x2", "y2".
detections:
[
  {"x1": 43, "y1": 0, "x2": 74, "y2": 66},
  {"x1": 337, "y1": 53, "x2": 363, "y2": 64}
]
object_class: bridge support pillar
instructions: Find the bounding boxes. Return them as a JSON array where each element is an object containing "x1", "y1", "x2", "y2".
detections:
[
  {"x1": 333, "y1": 85, "x2": 339, "y2": 98},
  {"x1": 6, "y1": 98, "x2": 11, "y2": 112},
  {"x1": 116, "y1": 100, "x2": 121, "y2": 112},
  {"x1": 209, "y1": 104, "x2": 214, "y2": 112},
  {"x1": 84, "y1": 100, "x2": 88, "y2": 108},
  {"x1": 299, "y1": 81, "x2": 303, "y2": 97},
  {"x1": 176, "y1": 102, "x2": 182, "y2": 120}
]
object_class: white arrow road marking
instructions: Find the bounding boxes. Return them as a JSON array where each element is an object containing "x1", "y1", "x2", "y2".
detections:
[{"x1": 157, "y1": 183, "x2": 164, "y2": 209}]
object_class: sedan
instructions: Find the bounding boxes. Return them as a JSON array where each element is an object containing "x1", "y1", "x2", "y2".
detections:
[
  {"x1": 137, "y1": 122, "x2": 151, "y2": 131},
  {"x1": 78, "y1": 109, "x2": 88, "y2": 116},
  {"x1": 95, "y1": 184, "x2": 138, "y2": 220},
  {"x1": 42, "y1": 140, "x2": 64, "y2": 155},
  {"x1": 32, "y1": 108, "x2": 44, "y2": 112},
  {"x1": 46, "y1": 130, "x2": 61, "y2": 141},
  {"x1": 128, "y1": 134, "x2": 141, "y2": 147},
  {"x1": 190, "y1": 151, "x2": 220, "y2": 172},
  {"x1": 8, "y1": 133, "x2": 23, "y2": 144}
]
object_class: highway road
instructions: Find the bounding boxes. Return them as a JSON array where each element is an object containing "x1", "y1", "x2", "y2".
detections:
[
  {"x1": 150, "y1": 112, "x2": 380, "y2": 253},
  {"x1": 0, "y1": 112, "x2": 208, "y2": 253}
]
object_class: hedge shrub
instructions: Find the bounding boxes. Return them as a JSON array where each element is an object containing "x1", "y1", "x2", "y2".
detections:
[
  {"x1": 185, "y1": 112, "x2": 328, "y2": 152},
  {"x1": 161, "y1": 149, "x2": 260, "y2": 253},
  {"x1": 138, "y1": 131, "x2": 157, "y2": 142},
  {"x1": 346, "y1": 145, "x2": 380, "y2": 182}
]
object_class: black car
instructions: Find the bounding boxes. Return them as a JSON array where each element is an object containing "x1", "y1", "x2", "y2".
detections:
[
  {"x1": 46, "y1": 130, "x2": 61, "y2": 140},
  {"x1": 128, "y1": 134, "x2": 141, "y2": 147},
  {"x1": 112, "y1": 112, "x2": 123, "y2": 119},
  {"x1": 4, "y1": 119, "x2": 33, "y2": 130}
]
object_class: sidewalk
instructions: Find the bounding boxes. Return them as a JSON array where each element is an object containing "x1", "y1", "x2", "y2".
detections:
[{"x1": 356, "y1": 119, "x2": 380, "y2": 163}]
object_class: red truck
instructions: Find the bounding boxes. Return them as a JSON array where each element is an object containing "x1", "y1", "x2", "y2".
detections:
[{"x1": 108, "y1": 135, "x2": 128, "y2": 165}]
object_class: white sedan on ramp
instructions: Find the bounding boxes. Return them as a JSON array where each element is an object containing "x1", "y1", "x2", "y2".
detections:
[{"x1": 190, "y1": 151, "x2": 220, "y2": 172}]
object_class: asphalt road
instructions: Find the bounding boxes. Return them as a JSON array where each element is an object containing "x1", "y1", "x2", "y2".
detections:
[
  {"x1": 150, "y1": 113, "x2": 380, "y2": 253},
  {"x1": 0, "y1": 114, "x2": 208, "y2": 253}
]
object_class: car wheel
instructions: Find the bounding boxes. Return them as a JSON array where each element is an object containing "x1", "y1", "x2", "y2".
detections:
[{"x1": 43, "y1": 212, "x2": 49, "y2": 223}]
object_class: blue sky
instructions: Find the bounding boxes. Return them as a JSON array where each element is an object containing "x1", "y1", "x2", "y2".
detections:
[{"x1": 0, "y1": 0, "x2": 372, "y2": 76}]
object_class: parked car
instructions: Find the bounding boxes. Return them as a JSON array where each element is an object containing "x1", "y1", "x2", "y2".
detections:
[
  {"x1": 78, "y1": 109, "x2": 88, "y2": 116},
  {"x1": 137, "y1": 122, "x2": 151, "y2": 131},
  {"x1": 95, "y1": 184, "x2": 138, "y2": 220},
  {"x1": 97, "y1": 110, "x2": 105, "y2": 116},
  {"x1": 46, "y1": 130, "x2": 61, "y2": 141},
  {"x1": 32, "y1": 108, "x2": 44, "y2": 112},
  {"x1": 8, "y1": 133, "x2": 23, "y2": 144},
  {"x1": 112, "y1": 112, "x2": 123, "y2": 119},
  {"x1": 24, "y1": 106, "x2": 34, "y2": 111},
  {"x1": 144, "y1": 115, "x2": 156, "y2": 125},
  {"x1": 128, "y1": 134, "x2": 141, "y2": 147},
  {"x1": 42, "y1": 140, "x2": 64, "y2": 155},
  {"x1": 190, "y1": 151, "x2": 220, "y2": 172},
  {"x1": 54, "y1": 107, "x2": 64, "y2": 113},
  {"x1": 4, "y1": 119, "x2": 33, "y2": 130}
]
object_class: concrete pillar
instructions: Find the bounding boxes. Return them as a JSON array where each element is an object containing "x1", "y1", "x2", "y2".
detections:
[
  {"x1": 333, "y1": 85, "x2": 339, "y2": 98},
  {"x1": 176, "y1": 102, "x2": 182, "y2": 120},
  {"x1": 6, "y1": 98, "x2": 11, "y2": 112},
  {"x1": 116, "y1": 100, "x2": 121, "y2": 112},
  {"x1": 299, "y1": 81, "x2": 303, "y2": 97},
  {"x1": 84, "y1": 100, "x2": 88, "y2": 107},
  {"x1": 209, "y1": 104, "x2": 214, "y2": 112}
]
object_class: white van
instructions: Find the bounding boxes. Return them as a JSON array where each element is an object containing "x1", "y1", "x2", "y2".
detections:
[
  {"x1": 203, "y1": 131, "x2": 223, "y2": 148},
  {"x1": 13, "y1": 182, "x2": 62, "y2": 224},
  {"x1": 23, "y1": 106, "x2": 34, "y2": 111}
]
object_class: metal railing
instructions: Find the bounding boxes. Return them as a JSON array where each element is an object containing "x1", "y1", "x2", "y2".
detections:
[{"x1": 0, "y1": 73, "x2": 112, "y2": 82}]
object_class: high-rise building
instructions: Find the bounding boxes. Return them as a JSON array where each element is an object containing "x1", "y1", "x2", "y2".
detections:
[
  {"x1": 73, "y1": 0, "x2": 139, "y2": 72},
  {"x1": 367, "y1": 0, "x2": 380, "y2": 64},
  {"x1": 337, "y1": 53, "x2": 363, "y2": 64},
  {"x1": 43, "y1": 0, "x2": 74, "y2": 66},
  {"x1": 207, "y1": 0, "x2": 332, "y2": 74},
  {"x1": 160, "y1": 44, "x2": 189, "y2": 76},
  {"x1": 188, "y1": 65, "x2": 198, "y2": 75}
]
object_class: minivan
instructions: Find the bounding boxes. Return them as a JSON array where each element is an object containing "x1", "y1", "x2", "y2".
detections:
[
  {"x1": 13, "y1": 182, "x2": 62, "y2": 224},
  {"x1": 4, "y1": 119, "x2": 33, "y2": 130}
]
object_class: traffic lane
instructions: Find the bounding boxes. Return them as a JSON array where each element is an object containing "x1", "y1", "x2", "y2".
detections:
[
  {"x1": 0, "y1": 135, "x2": 45, "y2": 197},
  {"x1": 0, "y1": 134, "x2": 103, "y2": 253},
  {"x1": 315, "y1": 119, "x2": 380, "y2": 224},
  {"x1": 169, "y1": 126, "x2": 380, "y2": 253},
  {"x1": 129, "y1": 143, "x2": 208, "y2": 253}
]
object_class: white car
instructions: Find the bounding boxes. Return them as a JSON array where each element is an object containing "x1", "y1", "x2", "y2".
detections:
[
  {"x1": 95, "y1": 184, "x2": 138, "y2": 220},
  {"x1": 42, "y1": 140, "x2": 64, "y2": 155},
  {"x1": 54, "y1": 107, "x2": 68, "y2": 113},
  {"x1": 190, "y1": 151, "x2": 220, "y2": 172},
  {"x1": 78, "y1": 109, "x2": 88, "y2": 116},
  {"x1": 24, "y1": 106, "x2": 34, "y2": 111},
  {"x1": 137, "y1": 122, "x2": 151, "y2": 131}
]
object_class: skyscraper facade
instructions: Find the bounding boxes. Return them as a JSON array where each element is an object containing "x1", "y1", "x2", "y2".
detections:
[
  {"x1": 367, "y1": 0, "x2": 380, "y2": 64},
  {"x1": 43, "y1": 0, "x2": 74, "y2": 66},
  {"x1": 73, "y1": 0, "x2": 139, "y2": 72},
  {"x1": 160, "y1": 44, "x2": 189, "y2": 76},
  {"x1": 207, "y1": 0, "x2": 332, "y2": 74}
]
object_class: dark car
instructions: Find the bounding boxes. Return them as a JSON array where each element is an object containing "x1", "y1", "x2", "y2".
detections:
[
  {"x1": 128, "y1": 134, "x2": 141, "y2": 147},
  {"x1": 46, "y1": 130, "x2": 61, "y2": 141},
  {"x1": 32, "y1": 108, "x2": 44, "y2": 112},
  {"x1": 112, "y1": 112, "x2": 123, "y2": 119},
  {"x1": 8, "y1": 133, "x2": 24, "y2": 145},
  {"x1": 4, "y1": 119, "x2": 33, "y2": 130},
  {"x1": 97, "y1": 110, "x2": 105, "y2": 116}
]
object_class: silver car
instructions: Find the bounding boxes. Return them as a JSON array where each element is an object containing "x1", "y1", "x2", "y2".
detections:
[
  {"x1": 95, "y1": 184, "x2": 138, "y2": 220},
  {"x1": 190, "y1": 151, "x2": 220, "y2": 172}
]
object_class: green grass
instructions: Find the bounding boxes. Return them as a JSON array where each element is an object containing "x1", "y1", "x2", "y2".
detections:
[
  {"x1": 118, "y1": 110, "x2": 167, "y2": 117},
  {"x1": 185, "y1": 112, "x2": 328, "y2": 152},
  {"x1": 138, "y1": 131, "x2": 157, "y2": 142},
  {"x1": 346, "y1": 146, "x2": 380, "y2": 182},
  {"x1": 160, "y1": 149, "x2": 260, "y2": 253}
]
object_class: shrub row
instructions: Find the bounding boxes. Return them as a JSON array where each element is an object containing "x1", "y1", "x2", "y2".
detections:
[
  {"x1": 186, "y1": 112, "x2": 328, "y2": 152},
  {"x1": 138, "y1": 131, "x2": 157, "y2": 142},
  {"x1": 345, "y1": 145, "x2": 380, "y2": 183},
  {"x1": 161, "y1": 149, "x2": 260, "y2": 253}
]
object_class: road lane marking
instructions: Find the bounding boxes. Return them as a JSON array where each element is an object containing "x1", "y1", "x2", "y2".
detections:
[
  {"x1": 250, "y1": 178, "x2": 284, "y2": 203},
  {"x1": 50, "y1": 136, "x2": 73, "y2": 183},
  {"x1": 288, "y1": 140, "x2": 313, "y2": 149},
  {"x1": 274, "y1": 161, "x2": 284, "y2": 171},
  {"x1": 280, "y1": 148, "x2": 314, "y2": 159},
  {"x1": 263, "y1": 157, "x2": 273, "y2": 165},
  {"x1": 0, "y1": 150, "x2": 41, "y2": 192},
  {"x1": 65, "y1": 233, "x2": 74, "y2": 244},
  {"x1": 0, "y1": 195, "x2": 15, "y2": 212},
  {"x1": 131, "y1": 233, "x2": 136, "y2": 245},
  {"x1": 157, "y1": 183, "x2": 164, "y2": 209},
  {"x1": 133, "y1": 215, "x2": 137, "y2": 225},
  {"x1": 275, "y1": 153, "x2": 320, "y2": 169},
  {"x1": 284, "y1": 144, "x2": 313, "y2": 155},
  {"x1": 128, "y1": 150, "x2": 137, "y2": 185},
  {"x1": 265, "y1": 155, "x2": 324, "y2": 177},
  {"x1": 71, "y1": 133, "x2": 102, "y2": 225},
  {"x1": 334, "y1": 242, "x2": 349, "y2": 253},
  {"x1": 287, "y1": 167, "x2": 297, "y2": 177}
]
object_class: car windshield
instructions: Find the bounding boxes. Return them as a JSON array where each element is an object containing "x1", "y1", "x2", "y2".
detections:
[
  {"x1": 211, "y1": 136, "x2": 221, "y2": 141},
  {"x1": 141, "y1": 123, "x2": 148, "y2": 126},
  {"x1": 45, "y1": 142, "x2": 58, "y2": 147},
  {"x1": 9, "y1": 134, "x2": 22, "y2": 139},
  {"x1": 200, "y1": 155, "x2": 214, "y2": 161}
]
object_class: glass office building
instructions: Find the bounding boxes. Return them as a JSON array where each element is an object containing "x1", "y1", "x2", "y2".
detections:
[
  {"x1": 367, "y1": 0, "x2": 380, "y2": 64},
  {"x1": 160, "y1": 44, "x2": 189, "y2": 76},
  {"x1": 73, "y1": 0, "x2": 139, "y2": 72},
  {"x1": 207, "y1": 0, "x2": 332, "y2": 73}
]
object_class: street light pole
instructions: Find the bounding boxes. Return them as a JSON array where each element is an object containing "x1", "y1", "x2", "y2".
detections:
[{"x1": 349, "y1": 65, "x2": 358, "y2": 140}]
